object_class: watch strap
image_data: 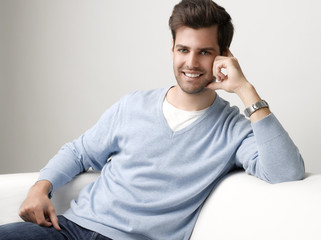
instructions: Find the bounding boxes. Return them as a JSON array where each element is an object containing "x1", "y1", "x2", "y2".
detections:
[{"x1": 244, "y1": 100, "x2": 269, "y2": 117}]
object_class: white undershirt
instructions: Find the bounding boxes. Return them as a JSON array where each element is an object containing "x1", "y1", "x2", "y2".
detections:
[{"x1": 162, "y1": 98, "x2": 208, "y2": 131}]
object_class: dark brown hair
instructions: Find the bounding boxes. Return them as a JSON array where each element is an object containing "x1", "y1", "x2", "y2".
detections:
[{"x1": 169, "y1": 0, "x2": 234, "y2": 55}]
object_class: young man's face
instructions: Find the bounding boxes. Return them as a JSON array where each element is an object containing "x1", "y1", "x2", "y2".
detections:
[{"x1": 172, "y1": 25, "x2": 221, "y2": 95}]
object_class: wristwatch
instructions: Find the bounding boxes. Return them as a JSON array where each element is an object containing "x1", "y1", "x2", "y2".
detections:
[{"x1": 244, "y1": 100, "x2": 269, "y2": 117}]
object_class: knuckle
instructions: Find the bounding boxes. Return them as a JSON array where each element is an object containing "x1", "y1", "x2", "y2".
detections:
[
  {"x1": 36, "y1": 219, "x2": 45, "y2": 225},
  {"x1": 18, "y1": 208, "x2": 25, "y2": 215},
  {"x1": 18, "y1": 210, "x2": 25, "y2": 218},
  {"x1": 18, "y1": 206, "x2": 25, "y2": 214},
  {"x1": 47, "y1": 204, "x2": 54, "y2": 210},
  {"x1": 48, "y1": 207, "x2": 56, "y2": 215},
  {"x1": 19, "y1": 206, "x2": 31, "y2": 215},
  {"x1": 25, "y1": 206, "x2": 35, "y2": 213}
]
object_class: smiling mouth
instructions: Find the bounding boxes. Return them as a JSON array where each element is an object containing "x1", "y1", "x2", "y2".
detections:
[{"x1": 183, "y1": 72, "x2": 203, "y2": 78}]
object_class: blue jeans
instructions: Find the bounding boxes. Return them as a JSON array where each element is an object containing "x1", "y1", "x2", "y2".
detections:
[{"x1": 0, "y1": 215, "x2": 113, "y2": 240}]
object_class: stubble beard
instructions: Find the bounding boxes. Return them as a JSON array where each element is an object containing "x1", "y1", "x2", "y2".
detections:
[{"x1": 175, "y1": 68, "x2": 213, "y2": 95}]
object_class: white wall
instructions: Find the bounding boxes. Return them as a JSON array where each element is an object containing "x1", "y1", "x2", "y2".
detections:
[{"x1": 1, "y1": 0, "x2": 320, "y2": 174}]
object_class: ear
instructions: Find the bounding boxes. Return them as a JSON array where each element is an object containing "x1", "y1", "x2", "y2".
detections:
[{"x1": 171, "y1": 39, "x2": 175, "y2": 57}]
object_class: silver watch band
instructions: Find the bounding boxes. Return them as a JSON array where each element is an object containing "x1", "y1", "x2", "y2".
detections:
[{"x1": 244, "y1": 100, "x2": 269, "y2": 117}]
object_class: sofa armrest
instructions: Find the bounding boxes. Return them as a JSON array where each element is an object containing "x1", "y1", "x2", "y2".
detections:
[
  {"x1": 1, "y1": 171, "x2": 320, "y2": 240},
  {"x1": 190, "y1": 171, "x2": 321, "y2": 240}
]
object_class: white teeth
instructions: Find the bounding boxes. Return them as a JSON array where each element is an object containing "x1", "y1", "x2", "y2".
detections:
[{"x1": 185, "y1": 73, "x2": 201, "y2": 78}]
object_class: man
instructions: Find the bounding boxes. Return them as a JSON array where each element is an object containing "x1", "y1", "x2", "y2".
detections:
[{"x1": 0, "y1": 0, "x2": 305, "y2": 239}]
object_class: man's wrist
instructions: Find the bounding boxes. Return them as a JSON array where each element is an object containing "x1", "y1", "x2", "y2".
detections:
[
  {"x1": 235, "y1": 81, "x2": 260, "y2": 107},
  {"x1": 234, "y1": 81, "x2": 272, "y2": 122},
  {"x1": 33, "y1": 180, "x2": 53, "y2": 196}
]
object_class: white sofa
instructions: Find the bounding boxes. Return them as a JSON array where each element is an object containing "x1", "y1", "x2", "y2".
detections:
[{"x1": 0, "y1": 171, "x2": 320, "y2": 240}]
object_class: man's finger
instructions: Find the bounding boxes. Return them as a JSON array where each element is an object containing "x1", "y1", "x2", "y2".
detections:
[
  {"x1": 206, "y1": 80, "x2": 224, "y2": 91},
  {"x1": 48, "y1": 208, "x2": 61, "y2": 231},
  {"x1": 213, "y1": 60, "x2": 227, "y2": 81},
  {"x1": 34, "y1": 209, "x2": 52, "y2": 227}
]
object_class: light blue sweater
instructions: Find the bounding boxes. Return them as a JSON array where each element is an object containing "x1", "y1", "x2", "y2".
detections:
[{"x1": 39, "y1": 88, "x2": 305, "y2": 240}]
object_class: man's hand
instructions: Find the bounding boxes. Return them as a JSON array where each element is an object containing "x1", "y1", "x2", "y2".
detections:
[
  {"x1": 19, "y1": 180, "x2": 61, "y2": 231},
  {"x1": 206, "y1": 48, "x2": 248, "y2": 95},
  {"x1": 207, "y1": 48, "x2": 271, "y2": 122}
]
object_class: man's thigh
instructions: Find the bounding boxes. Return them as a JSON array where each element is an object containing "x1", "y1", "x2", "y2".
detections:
[
  {"x1": 0, "y1": 219, "x2": 65, "y2": 240},
  {"x1": 0, "y1": 215, "x2": 113, "y2": 240}
]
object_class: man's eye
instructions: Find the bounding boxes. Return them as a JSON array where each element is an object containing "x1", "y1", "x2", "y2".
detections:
[
  {"x1": 201, "y1": 51, "x2": 210, "y2": 55},
  {"x1": 178, "y1": 49, "x2": 188, "y2": 53}
]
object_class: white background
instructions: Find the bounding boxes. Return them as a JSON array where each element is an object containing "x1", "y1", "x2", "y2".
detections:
[{"x1": 1, "y1": 0, "x2": 320, "y2": 174}]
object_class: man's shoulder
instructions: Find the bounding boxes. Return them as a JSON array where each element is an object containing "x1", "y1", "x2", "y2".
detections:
[
  {"x1": 128, "y1": 88, "x2": 167, "y2": 97},
  {"x1": 123, "y1": 88, "x2": 167, "y2": 102}
]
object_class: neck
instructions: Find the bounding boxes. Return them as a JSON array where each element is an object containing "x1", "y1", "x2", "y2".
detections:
[{"x1": 166, "y1": 86, "x2": 216, "y2": 111}]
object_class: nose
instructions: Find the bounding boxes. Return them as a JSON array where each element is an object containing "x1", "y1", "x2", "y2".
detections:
[{"x1": 186, "y1": 52, "x2": 199, "y2": 69}]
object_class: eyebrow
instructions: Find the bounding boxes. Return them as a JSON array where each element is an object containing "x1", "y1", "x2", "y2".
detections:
[{"x1": 175, "y1": 44, "x2": 217, "y2": 52}]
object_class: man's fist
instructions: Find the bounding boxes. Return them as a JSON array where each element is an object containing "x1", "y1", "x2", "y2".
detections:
[
  {"x1": 19, "y1": 180, "x2": 61, "y2": 231},
  {"x1": 207, "y1": 48, "x2": 248, "y2": 95}
]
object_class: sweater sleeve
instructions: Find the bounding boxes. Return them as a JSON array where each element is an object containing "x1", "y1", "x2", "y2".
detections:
[
  {"x1": 235, "y1": 113, "x2": 305, "y2": 183},
  {"x1": 38, "y1": 99, "x2": 122, "y2": 194}
]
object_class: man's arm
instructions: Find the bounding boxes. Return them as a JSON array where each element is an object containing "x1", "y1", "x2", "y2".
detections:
[
  {"x1": 18, "y1": 98, "x2": 122, "y2": 228},
  {"x1": 207, "y1": 48, "x2": 305, "y2": 183}
]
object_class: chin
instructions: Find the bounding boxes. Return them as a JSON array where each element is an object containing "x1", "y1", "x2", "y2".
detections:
[
  {"x1": 178, "y1": 84, "x2": 207, "y2": 95},
  {"x1": 177, "y1": 78, "x2": 212, "y2": 95}
]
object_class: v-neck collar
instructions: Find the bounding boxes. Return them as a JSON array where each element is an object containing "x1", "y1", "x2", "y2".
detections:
[{"x1": 157, "y1": 87, "x2": 220, "y2": 138}]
